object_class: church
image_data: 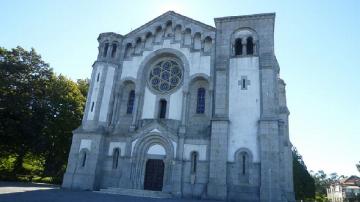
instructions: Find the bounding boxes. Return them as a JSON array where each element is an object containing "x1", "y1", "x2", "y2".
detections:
[{"x1": 62, "y1": 11, "x2": 295, "y2": 202}]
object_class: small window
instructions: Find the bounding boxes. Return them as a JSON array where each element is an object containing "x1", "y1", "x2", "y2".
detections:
[
  {"x1": 235, "y1": 38, "x2": 242, "y2": 56},
  {"x1": 91, "y1": 102, "x2": 95, "y2": 112},
  {"x1": 97, "y1": 73, "x2": 100, "y2": 82},
  {"x1": 81, "y1": 152, "x2": 87, "y2": 167},
  {"x1": 103, "y1": 43, "x2": 109, "y2": 57},
  {"x1": 112, "y1": 148, "x2": 120, "y2": 169},
  {"x1": 111, "y1": 43, "x2": 117, "y2": 58},
  {"x1": 242, "y1": 79, "x2": 246, "y2": 89},
  {"x1": 242, "y1": 154, "x2": 246, "y2": 175},
  {"x1": 196, "y1": 88, "x2": 206, "y2": 114},
  {"x1": 126, "y1": 90, "x2": 135, "y2": 114},
  {"x1": 191, "y1": 152, "x2": 198, "y2": 174},
  {"x1": 159, "y1": 99, "x2": 167, "y2": 119},
  {"x1": 246, "y1": 37, "x2": 254, "y2": 55}
]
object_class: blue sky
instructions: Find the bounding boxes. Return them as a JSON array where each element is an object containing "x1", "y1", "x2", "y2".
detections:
[{"x1": 1, "y1": 0, "x2": 359, "y2": 176}]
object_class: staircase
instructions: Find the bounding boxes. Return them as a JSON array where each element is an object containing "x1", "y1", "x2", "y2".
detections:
[{"x1": 96, "y1": 187, "x2": 172, "y2": 198}]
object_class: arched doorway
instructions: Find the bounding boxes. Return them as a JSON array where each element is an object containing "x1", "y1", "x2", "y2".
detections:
[
  {"x1": 143, "y1": 144, "x2": 166, "y2": 191},
  {"x1": 144, "y1": 159, "x2": 164, "y2": 191}
]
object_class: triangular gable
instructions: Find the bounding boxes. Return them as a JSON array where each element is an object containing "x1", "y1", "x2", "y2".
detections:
[
  {"x1": 125, "y1": 11, "x2": 216, "y2": 37},
  {"x1": 130, "y1": 119, "x2": 178, "y2": 142}
]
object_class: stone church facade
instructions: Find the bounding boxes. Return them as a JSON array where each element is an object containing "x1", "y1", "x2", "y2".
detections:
[{"x1": 62, "y1": 11, "x2": 295, "y2": 202}]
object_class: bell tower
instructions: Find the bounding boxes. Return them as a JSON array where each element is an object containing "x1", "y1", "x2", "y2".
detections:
[{"x1": 82, "y1": 32, "x2": 123, "y2": 130}]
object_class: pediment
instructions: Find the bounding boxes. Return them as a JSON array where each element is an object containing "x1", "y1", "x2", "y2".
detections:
[
  {"x1": 124, "y1": 11, "x2": 216, "y2": 42},
  {"x1": 130, "y1": 119, "x2": 178, "y2": 142}
]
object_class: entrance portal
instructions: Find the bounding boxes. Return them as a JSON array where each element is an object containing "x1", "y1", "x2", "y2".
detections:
[{"x1": 144, "y1": 159, "x2": 164, "y2": 191}]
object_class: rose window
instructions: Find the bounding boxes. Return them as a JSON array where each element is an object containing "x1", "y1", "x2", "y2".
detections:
[{"x1": 148, "y1": 59, "x2": 183, "y2": 94}]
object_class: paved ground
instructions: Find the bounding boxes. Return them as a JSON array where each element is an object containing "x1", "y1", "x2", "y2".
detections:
[{"x1": 0, "y1": 181, "x2": 220, "y2": 202}]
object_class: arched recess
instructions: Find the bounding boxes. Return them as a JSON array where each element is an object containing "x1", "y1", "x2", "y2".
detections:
[
  {"x1": 113, "y1": 79, "x2": 136, "y2": 131},
  {"x1": 134, "y1": 48, "x2": 190, "y2": 122},
  {"x1": 124, "y1": 43, "x2": 133, "y2": 59},
  {"x1": 183, "y1": 28, "x2": 192, "y2": 46},
  {"x1": 164, "y1": 21, "x2": 173, "y2": 37},
  {"x1": 111, "y1": 41, "x2": 119, "y2": 58},
  {"x1": 234, "y1": 148, "x2": 253, "y2": 184},
  {"x1": 130, "y1": 133, "x2": 175, "y2": 191},
  {"x1": 230, "y1": 28, "x2": 258, "y2": 56},
  {"x1": 174, "y1": 24, "x2": 182, "y2": 41},
  {"x1": 145, "y1": 32, "x2": 153, "y2": 49},
  {"x1": 134, "y1": 38, "x2": 143, "y2": 54},
  {"x1": 203, "y1": 36, "x2": 213, "y2": 53},
  {"x1": 102, "y1": 41, "x2": 109, "y2": 58},
  {"x1": 193, "y1": 32, "x2": 201, "y2": 50},
  {"x1": 186, "y1": 74, "x2": 211, "y2": 137},
  {"x1": 154, "y1": 26, "x2": 163, "y2": 43}
]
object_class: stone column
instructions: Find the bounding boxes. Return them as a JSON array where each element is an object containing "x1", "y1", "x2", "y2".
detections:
[
  {"x1": 180, "y1": 91, "x2": 189, "y2": 126},
  {"x1": 242, "y1": 42, "x2": 247, "y2": 56}
]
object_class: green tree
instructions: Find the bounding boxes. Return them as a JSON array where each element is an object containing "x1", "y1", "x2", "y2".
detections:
[
  {"x1": 0, "y1": 46, "x2": 53, "y2": 174},
  {"x1": 40, "y1": 75, "x2": 86, "y2": 180},
  {"x1": 292, "y1": 147, "x2": 315, "y2": 201},
  {"x1": 76, "y1": 79, "x2": 89, "y2": 98},
  {"x1": 0, "y1": 46, "x2": 87, "y2": 183},
  {"x1": 357, "y1": 161, "x2": 360, "y2": 173}
]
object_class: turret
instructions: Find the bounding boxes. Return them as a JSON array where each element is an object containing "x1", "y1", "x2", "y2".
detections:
[{"x1": 82, "y1": 32, "x2": 123, "y2": 130}]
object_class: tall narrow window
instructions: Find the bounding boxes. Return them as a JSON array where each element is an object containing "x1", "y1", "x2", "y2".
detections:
[
  {"x1": 235, "y1": 38, "x2": 242, "y2": 55},
  {"x1": 246, "y1": 37, "x2": 254, "y2": 55},
  {"x1": 191, "y1": 152, "x2": 198, "y2": 174},
  {"x1": 97, "y1": 73, "x2": 100, "y2": 82},
  {"x1": 159, "y1": 99, "x2": 167, "y2": 119},
  {"x1": 242, "y1": 154, "x2": 246, "y2": 175},
  {"x1": 112, "y1": 148, "x2": 120, "y2": 169},
  {"x1": 103, "y1": 43, "x2": 109, "y2": 57},
  {"x1": 126, "y1": 90, "x2": 135, "y2": 114},
  {"x1": 111, "y1": 43, "x2": 117, "y2": 58},
  {"x1": 91, "y1": 102, "x2": 95, "y2": 112},
  {"x1": 81, "y1": 152, "x2": 87, "y2": 167},
  {"x1": 196, "y1": 88, "x2": 206, "y2": 114}
]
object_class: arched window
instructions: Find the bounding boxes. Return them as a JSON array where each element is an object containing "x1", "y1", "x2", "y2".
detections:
[
  {"x1": 246, "y1": 37, "x2": 254, "y2": 55},
  {"x1": 242, "y1": 154, "x2": 246, "y2": 175},
  {"x1": 126, "y1": 90, "x2": 135, "y2": 114},
  {"x1": 81, "y1": 151, "x2": 87, "y2": 167},
  {"x1": 103, "y1": 43, "x2": 109, "y2": 57},
  {"x1": 111, "y1": 43, "x2": 117, "y2": 58},
  {"x1": 112, "y1": 148, "x2": 120, "y2": 169},
  {"x1": 235, "y1": 38, "x2": 242, "y2": 56},
  {"x1": 191, "y1": 151, "x2": 198, "y2": 174},
  {"x1": 196, "y1": 88, "x2": 206, "y2": 114},
  {"x1": 159, "y1": 99, "x2": 167, "y2": 119}
]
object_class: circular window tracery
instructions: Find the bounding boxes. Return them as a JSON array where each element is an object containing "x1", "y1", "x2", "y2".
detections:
[{"x1": 148, "y1": 58, "x2": 183, "y2": 94}]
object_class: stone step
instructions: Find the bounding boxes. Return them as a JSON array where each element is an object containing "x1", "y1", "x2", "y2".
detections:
[{"x1": 96, "y1": 187, "x2": 172, "y2": 198}]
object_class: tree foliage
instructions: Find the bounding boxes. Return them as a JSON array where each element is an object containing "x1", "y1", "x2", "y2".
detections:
[
  {"x1": 357, "y1": 161, "x2": 360, "y2": 173},
  {"x1": 292, "y1": 147, "x2": 315, "y2": 201},
  {"x1": 0, "y1": 46, "x2": 87, "y2": 183}
]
